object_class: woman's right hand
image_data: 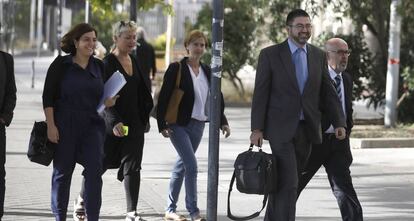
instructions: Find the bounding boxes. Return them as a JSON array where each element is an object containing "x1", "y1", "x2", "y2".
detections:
[
  {"x1": 104, "y1": 95, "x2": 120, "y2": 108},
  {"x1": 113, "y1": 122, "x2": 125, "y2": 137},
  {"x1": 47, "y1": 124, "x2": 59, "y2": 143},
  {"x1": 161, "y1": 128, "x2": 173, "y2": 138}
]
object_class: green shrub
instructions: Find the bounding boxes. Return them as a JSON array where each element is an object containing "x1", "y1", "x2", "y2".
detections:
[{"x1": 151, "y1": 33, "x2": 175, "y2": 51}]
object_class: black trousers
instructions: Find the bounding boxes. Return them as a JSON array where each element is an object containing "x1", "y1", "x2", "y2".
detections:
[
  {"x1": 80, "y1": 130, "x2": 145, "y2": 213},
  {"x1": 0, "y1": 124, "x2": 5, "y2": 220},
  {"x1": 265, "y1": 123, "x2": 311, "y2": 221},
  {"x1": 298, "y1": 133, "x2": 363, "y2": 221}
]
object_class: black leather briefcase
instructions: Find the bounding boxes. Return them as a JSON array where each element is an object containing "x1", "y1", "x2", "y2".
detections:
[{"x1": 227, "y1": 144, "x2": 277, "y2": 220}]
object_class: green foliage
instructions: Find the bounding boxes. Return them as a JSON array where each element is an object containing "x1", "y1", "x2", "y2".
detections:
[
  {"x1": 72, "y1": 9, "x2": 129, "y2": 51},
  {"x1": 89, "y1": 0, "x2": 173, "y2": 15},
  {"x1": 14, "y1": 1, "x2": 30, "y2": 39},
  {"x1": 335, "y1": 0, "x2": 414, "y2": 123},
  {"x1": 267, "y1": 0, "x2": 302, "y2": 43},
  {"x1": 151, "y1": 33, "x2": 175, "y2": 51},
  {"x1": 399, "y1": 67, "x2": 414, "y2": 123},
  {"x1": 193, "y1": 0, "x2": 264, "y2": 97},
  {"x1": 82, "y1": 0, "x2": 173, "y2": 54},
  {"x1": 339, "y1": 0, "x2": 390, "y2": 109},
  {"x1": 397, "y1": 92, "x2": 414, "y2": 123},
  {"x1": 312, "y1": 32, "x2": 374, "y2": 101}
]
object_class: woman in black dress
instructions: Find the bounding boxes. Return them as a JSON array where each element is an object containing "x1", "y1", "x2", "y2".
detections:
[{"x1": 74, "y1": 21, "x2": 153, "y2": 221}]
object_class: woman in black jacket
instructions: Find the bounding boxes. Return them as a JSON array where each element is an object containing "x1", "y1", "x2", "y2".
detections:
[
  {"x1": 74, "y1": 21, "x2": 153, "y2": 221},
  {"x1": 42, "y1": 23, "x2": 117, "y2": 221},
  {"x1": 157, "y1": 30, "x2": 230, "y2": 221}
]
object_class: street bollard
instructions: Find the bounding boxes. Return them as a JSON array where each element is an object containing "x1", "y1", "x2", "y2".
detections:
[{"x1": 31, "y1": 59, "x2": 35, "y2": 89}]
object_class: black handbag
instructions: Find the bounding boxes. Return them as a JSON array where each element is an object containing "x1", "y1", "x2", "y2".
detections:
[
  {"x1": 27, "y1": 121, "x2": 54, "y2": 166},
  {"x1": 227, "y1": 144, "x2": 277, "y2": 220}
]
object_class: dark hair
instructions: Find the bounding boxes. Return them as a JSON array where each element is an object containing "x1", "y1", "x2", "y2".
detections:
[
  {"x1": 61, "y1": 23, "x2": 97, "y2": 55},
  {"x1": 286, "y1": 9, "x2": 310, "y2": 26}
]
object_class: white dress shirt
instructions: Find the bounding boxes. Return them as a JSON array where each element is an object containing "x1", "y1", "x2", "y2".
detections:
[{"x1": 188, "y1": 64, "x2": 209, "y2": 121}]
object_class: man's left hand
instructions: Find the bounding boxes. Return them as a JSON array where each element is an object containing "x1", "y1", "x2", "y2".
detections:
[
  {"x1": 335, "y1": 127, "x2": 346, "y2": 140},
  {"x1": 221, "y1": 125, "x2": 231, "y2": 138}
]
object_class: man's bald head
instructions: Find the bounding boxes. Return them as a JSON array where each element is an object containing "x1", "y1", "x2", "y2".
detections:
[{"x1": 325, "y1": 38, "x2": 350, "y2": 73}]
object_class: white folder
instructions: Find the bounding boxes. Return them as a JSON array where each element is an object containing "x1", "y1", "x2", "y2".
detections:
[{"x1": 97, "y1": 70, "x2": 126, "y2": 113}]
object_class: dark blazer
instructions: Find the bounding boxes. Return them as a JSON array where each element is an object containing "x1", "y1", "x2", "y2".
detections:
[
  {"x1": 321, "y1": 72, "x2": 353, "y2": 135},
  {"x1": 42, "y1": 55, "x2": 104, "y2": 109},
  {"x1": 157, "y1": 57, "x2": 228, "y2": 132},
  {"x1": 251, "y1": 40, "x2": 346, "y2": 144},
  {"x1": 0, "y1": 51, "x2": 16, "y2": 126}
]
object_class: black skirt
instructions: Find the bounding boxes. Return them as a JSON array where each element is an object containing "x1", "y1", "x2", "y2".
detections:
[{"x1": 104, "y1": 129, "x2": 144, "y2": 181}]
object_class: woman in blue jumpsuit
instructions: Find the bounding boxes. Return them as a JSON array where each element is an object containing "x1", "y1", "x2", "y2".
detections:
[
  {"x1": 74, "y1": 21, "x2": 153, "y2": 221},
  {"x1": 42, "y1": 23, "x2": 117, "y2": 221}
]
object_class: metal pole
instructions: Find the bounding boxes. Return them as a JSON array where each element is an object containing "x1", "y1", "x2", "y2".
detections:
[
  {"x1": 0, "y1": 0, "x2": 3, "y2": 50},
  {"x1": 385, "y1": 0, "x2": 402, "y2": 127},
  {"x1": 31, "y1": 59, "x2": 35, "y2": 89},
  {"x1": 85, "y1": 0, "x2": 89, "y2": 23},
  {"x1": 57, "y1": 0, "x2": 63, "y2": 55},
  {"x1": 207, "y1": 0, "x2": 224, "y2": 219},
  {"x1": 165, "y1": 0, "x2": 173, "y2": 68},
  {"x1": 30, "y1": 0, "x2": 36, "y2": 47},
  {"x1": 36, "y1": 0, "x2": 43, "y2": 57},
  {"x1": 130, "y1": 0, "x2": 137, "y2": 22},
  {"x1": 10, "y1": 0, "x2": 16, "y2": 54}
]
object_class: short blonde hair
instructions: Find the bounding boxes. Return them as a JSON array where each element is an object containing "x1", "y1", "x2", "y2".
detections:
[
  {"x1": 184, "y1": 30, "x2": 208, "y2": 52},
  {"x1": 112, "y1": 21, "x2": 138, "y2": 37}
]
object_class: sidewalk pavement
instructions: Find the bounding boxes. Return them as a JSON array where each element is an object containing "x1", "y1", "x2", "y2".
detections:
[{"x1": 3, "y1": 56, "x2": 414, "y2": 220}]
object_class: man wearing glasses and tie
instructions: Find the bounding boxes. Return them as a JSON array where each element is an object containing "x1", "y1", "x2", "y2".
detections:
[
  {"x1": 250, "y1": 9, "x2": 346, "y2": 220},
  {"x1": 297, "y1": 38, "x2": 363, "y2": 221}
]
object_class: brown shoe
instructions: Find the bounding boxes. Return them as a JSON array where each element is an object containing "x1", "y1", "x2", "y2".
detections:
[{"x1": 164, "y1": 212, "x2": 187, "y2": 221}]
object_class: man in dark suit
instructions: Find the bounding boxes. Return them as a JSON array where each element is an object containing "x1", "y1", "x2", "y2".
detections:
[
  {"x1": 135, "y1": 27, "x2": 157, "y2": 85},
  {"x1": 0, "y1": 48, "x2": 16, "y2": 219},
  {"x1": 250, "y1": 9, "x2": 346, "y2": 221},
  {"x1": 297, "y1": 38, "x2": 363, "y2": 221}
]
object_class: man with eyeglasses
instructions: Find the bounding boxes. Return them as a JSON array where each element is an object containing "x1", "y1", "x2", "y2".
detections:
[
  {"x1": 297, "y1": 37, "x2": 363, "y2": 221},
  {"x1": 250, "y1": 9, "x2": 346, "y2": 221}
]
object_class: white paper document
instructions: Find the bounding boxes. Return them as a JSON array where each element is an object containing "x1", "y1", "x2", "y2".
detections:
[{"x1": 97, "y1": 70, "x2": 126, "y2": 113}]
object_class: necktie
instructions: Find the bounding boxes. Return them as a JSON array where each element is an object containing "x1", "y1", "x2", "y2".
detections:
[
  {"x1": 293, "y1": 48, "x2": 307, "y2": 94},
  {"x1": 335, "y1": 75, "x2": 342, "y2": 103}
]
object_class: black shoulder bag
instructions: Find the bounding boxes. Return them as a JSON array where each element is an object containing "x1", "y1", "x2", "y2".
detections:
[
  {"x1": 227, "y1": 144, "x2": 277, "y2": 220},
  {"x1": 27, "y1": 56, "x2": 64, "y2": 166},
  {"x1": 27, "y1": 121, "x2": 54, "y2": 166}
]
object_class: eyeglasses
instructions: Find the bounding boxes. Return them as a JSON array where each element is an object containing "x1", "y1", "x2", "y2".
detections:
[
  {"x1": 288, "y1": 24, "x2": 313, "y2": 30},
  {"x1": 119, "y1": 21, "x2": 136, "y2": 28},
  {"x1": 328, "y1": 50, "x2": 351, "y2": 56}
]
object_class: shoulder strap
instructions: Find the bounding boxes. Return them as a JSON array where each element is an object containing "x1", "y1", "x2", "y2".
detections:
[
  {"x1": 227, "y1": 171, "x2": 268, "y2": 221},
  {"x1": 174, "y1": 62, "x2": 182, "y2": 88},
  {"x1": 54, "y1": 55, "x2": 66, "y2": 100},
  {"x1": 2, "y1": 52, "x2": 11, "y2": 78}
]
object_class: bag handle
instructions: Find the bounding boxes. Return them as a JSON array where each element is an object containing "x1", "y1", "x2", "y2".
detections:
[
  {"x1": 227, "y1": 171, "x2": 268, "y2": 220},
  {"x1": 227, "y1": 143, "x2": 268, "y2": 220},
  {"x1": 174, "y1": 62, "x2": 182, "y2": 88},
  {"x1": 249, "y1": 143, "x2": 263, "y2": 152}
]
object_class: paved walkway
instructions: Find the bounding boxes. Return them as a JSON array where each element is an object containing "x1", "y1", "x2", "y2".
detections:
[{"x1": 3, "y1": 56, "x2": 414, "y2": 220}]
